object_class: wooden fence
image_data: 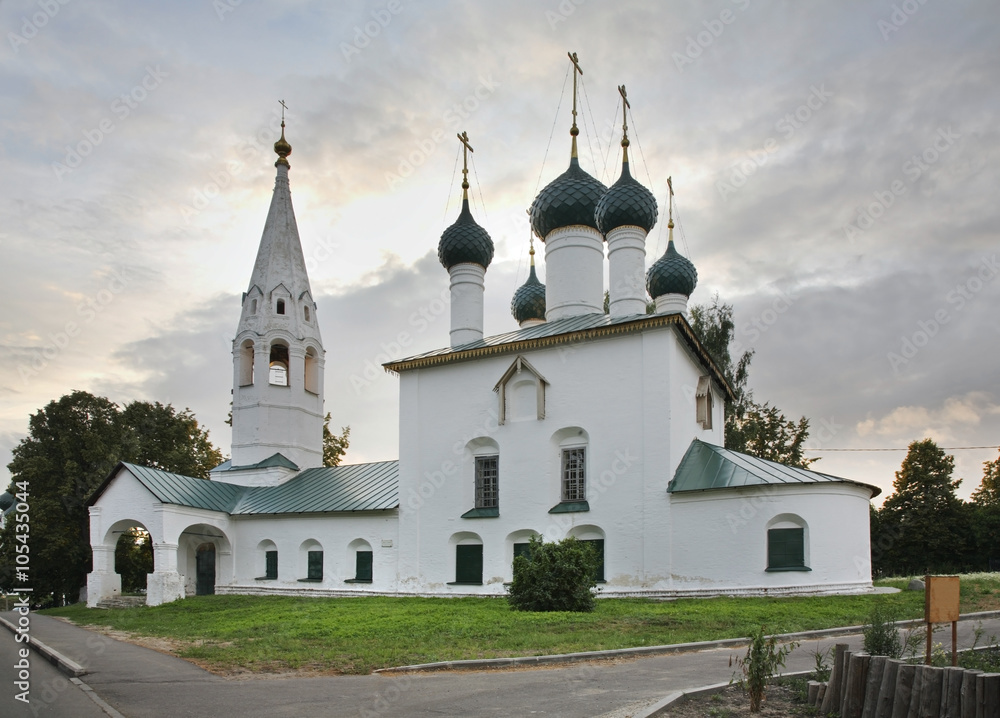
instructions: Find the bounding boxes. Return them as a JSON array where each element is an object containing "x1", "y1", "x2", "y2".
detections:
[{"x1": 807, "y1": 644, "x2": 1000, "y2": 718}]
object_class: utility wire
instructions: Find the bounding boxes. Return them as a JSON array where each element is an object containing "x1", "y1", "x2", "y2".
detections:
[
  {"x1": 444, "y1": 145, "x2": 460, "y2": 221},
  {"x1": 803, "y1": 446, "x2": 1000, "y2": 452}
]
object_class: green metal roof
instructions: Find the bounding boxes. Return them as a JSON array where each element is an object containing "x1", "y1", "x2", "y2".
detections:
[
  {"x1": 225, "y1": 453, "x2": 299, "y2": 471},
  {"x1": 94, "y1": 461, "x2": 399, "y2": 514},
  {"x1": 124, "y1": 463, "x2": 245, "y2": 512},
  {"x1": 667, "y1": 439, "x2": 881, "y2": 497},
  {"x1": 233, "y1": 461, "x2": 399, "y2": 514}
]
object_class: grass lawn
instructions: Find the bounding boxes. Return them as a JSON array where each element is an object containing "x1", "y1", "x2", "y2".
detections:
[{"x1": 41, "y1": 574, "x2": 1000, "y2": 675}]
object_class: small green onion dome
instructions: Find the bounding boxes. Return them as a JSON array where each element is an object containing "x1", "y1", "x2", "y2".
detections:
[
  {"x1": 511, "y1": 264, "x2": 546, "y2": 323},
  {"x1": 595, "y1": 159, "x2": 658, "y2": 234},
  {"x1": 646, "y1": 239, "x2": 698, "y2": 298},
  {"x1": 438, "y1": 199, "x2": 495, "y2": 269},
  {"x1": 0, "y1": 492, "x2": 13, "y2": 511},
  {"x1": 529, "y1": 157, "x2": 607, "y2": 240}
]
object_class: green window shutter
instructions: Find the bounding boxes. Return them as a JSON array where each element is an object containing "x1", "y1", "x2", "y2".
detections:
[
  {"x1": 583, "y1": 539, "x2": 605, "y2": 582},
  {"x1": 356, "y1": 551, "x2": 373, "y2": 581},
  {"x1": 513, "y1": 542, "x2": 532, "y2": 562},
  {"x1": 767, "y1": 528, "x2": 805, "y2": 569},
  {"x1": 307, "y1": 550, "x2": 323, "y2": 580},
  {"x1": 455, "y1": 544, "x2": 483, "y2": 584},
  {"x1": 265, "y1": 550, "x2": 278, "y2": 579}
]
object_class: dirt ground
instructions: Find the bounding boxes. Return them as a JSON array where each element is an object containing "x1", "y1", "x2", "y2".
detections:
[{"x1": 659, "y1": 681, "x2": 814, "y2": 717}]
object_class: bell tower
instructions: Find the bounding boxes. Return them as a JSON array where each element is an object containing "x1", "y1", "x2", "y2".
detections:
[{"x1": 229, "y1": 112, "x2": 325, "y2": 471}]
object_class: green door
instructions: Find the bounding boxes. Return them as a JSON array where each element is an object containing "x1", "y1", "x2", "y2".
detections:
[{"x1": 196, "y1": 543, "x2": 215, "y2": 595}]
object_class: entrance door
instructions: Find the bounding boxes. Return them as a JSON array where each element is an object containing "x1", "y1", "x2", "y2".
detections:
[{"x1": 196, "y1": 543, "x2": 216, "y2": 595}]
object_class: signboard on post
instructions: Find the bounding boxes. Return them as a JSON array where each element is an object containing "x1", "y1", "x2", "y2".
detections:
[{"x1": 925, "y1": 575, "x2": 960, "y2": 665}]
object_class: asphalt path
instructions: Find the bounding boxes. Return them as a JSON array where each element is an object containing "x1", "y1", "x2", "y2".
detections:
[
  {"x1": 0, "y1": 627, "x2": 108, "y2": 718},
  {"x1": 3, "y1": 612, "x2": 1000, "y2": 718}
]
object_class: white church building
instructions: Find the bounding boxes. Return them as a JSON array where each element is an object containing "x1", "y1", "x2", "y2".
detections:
[{"x1": 86, "y1": 84, "x2": 879, "y2": 607}]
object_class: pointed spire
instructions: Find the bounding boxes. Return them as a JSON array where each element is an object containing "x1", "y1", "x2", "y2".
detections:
[
  {"x1": 667, "y1": 175, "x2": 675, "y2": 240},
  {"x1": 511, "y1": 218, "x2": 546, "y2": 325},
  {"x1": 274, "y1": 100, "x2": 292, "y2": 168}
]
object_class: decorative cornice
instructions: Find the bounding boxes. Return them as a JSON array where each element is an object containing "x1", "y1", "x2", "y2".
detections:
[{"x1": 383, "y1": 313, "x2": 735, "y2": 401}]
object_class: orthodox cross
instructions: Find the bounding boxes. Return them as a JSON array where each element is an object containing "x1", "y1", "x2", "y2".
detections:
[
  {"x1": 667, "y1": 176, "x2": 674, "y2": 228},
  {"x1": 567, "y1": 51, "x2": 583, "y2": 155},
  {"x1": 618, "y1": 84, "x2": 631, "y2": 158},
  {"x1": 279, "y1": 99, "x2": 288, "y2": 121},
  {"x1": 457, "y1": 131, "x2": 474, "y2": 198}
]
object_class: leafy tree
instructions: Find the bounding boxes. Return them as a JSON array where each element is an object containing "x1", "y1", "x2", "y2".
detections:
[
  {"x1": 689, "y1": 294, "x2": 813, "y2": 467},
  {"x1": 969, "y1": 450, "x2": 1000, "y2": 570},
  {"x1": 0, "y1": 391, "x2": 222, "y2": 605},
  {"x1": 507, "y1": 536, "x2": 600, "y2": 612},
  {"x1": 323, "y1": 414, "x2": 350, "y2": 467},
  {"x1": 875, "y1": 439, "x2": 969, "y2": 575},
  {"x1": 114, "y1": 527, "x2": 153, "y2": 594}
]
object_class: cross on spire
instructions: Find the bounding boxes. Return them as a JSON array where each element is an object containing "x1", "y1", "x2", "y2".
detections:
[
  {"x1": 618, "y1": 84, "x2": 631, "y2": 159},
  {"x1": 279, "y1": 99, "x2": 288, "y2": 121},
  {"x1": 457, "y1": 131, "x2": 474, "y2": 199},
  {"x1": 667, "y1": 176, "x2": 675, "y2": 230},
  {"x1": 568, "y1": 51, "x2": 583, "y2": 158}
]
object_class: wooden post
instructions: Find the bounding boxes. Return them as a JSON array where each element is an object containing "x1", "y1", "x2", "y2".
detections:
[
  {"x1": 876, "y1": 660, "x2": 903, "y2": 718},
  {"x1": 818, "y1": 682, "x2": 827, "y2": 706},
  {"x1": 807, "y1": 680, "x2": 822, "y2": 706},
  {"x1": 844, "y1": 653, "x2": 871, "y2": 718},
  {"x1": 943, "y1": 666, "x2": 965, "y2": 718},
  {"x1": 863, "y1": 655, "x2": 889, "y2": 718},
  {"x1": 842, "y1": 649, "x2": 855, "y2": 711},
  {"x1": 976, "y1": 673, "x2": 1000, "y2": 718},
  {"x1": 919, "y1": 666, "x2": 944, "y2": 718},
  {"x1": 906, "y1": 666, "x2": 924, "y2": 718},
  {"x1": 822, "y1": 644, "x2": 850, "y2": 715},
  {"x1": 892, "y1": 664, "x2": 917, "y2": 718},
  {"x1": 961, "y1": 670, "x2": 982, "y2": 718}
]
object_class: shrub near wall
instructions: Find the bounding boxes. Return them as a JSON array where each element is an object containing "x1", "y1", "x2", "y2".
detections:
[{"x1": 507, "y1": 536, "x2": 600, "y2": 612}]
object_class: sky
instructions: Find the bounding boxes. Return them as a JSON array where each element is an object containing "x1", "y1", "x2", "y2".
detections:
[{"x1": 1, "y1": 0, "x2": 998, "y2": 503}]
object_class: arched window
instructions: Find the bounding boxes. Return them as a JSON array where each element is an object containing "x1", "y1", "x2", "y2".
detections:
[
  {"x1": 304, "y1": 305, "x2": 311, "y2": 322},
  {"x1": 276, "y1": 298, "x2": 286, "y2": 315},
  {"x1": 269, "y1": 343, "x2": 289, "y2": 386},
  {"x1": 250, "y1": 298, "x2": 257, "y2": 314},
  {"x1": 766, "y1": 515, "x2": 810, "y2": 572},
  {"x1": 346, "y1": 539, "x2": 373, "y2": 584},
  {"x1": 304, "y1": 347, "x2": 319, "y2": 394},
  {"x1": 257, "y1": 540, "x2": 278, "y2": 580},
  {"x1": 239, "y1": 340, "x2": 254, "y2": 386}
]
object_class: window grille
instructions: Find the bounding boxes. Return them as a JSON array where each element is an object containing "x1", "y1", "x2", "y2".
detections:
[
  {"x1": 562, "y1": 447, "x2": 586, "y2": 501},
  {"x1": 475, "y1": 455, "x2": 499, "y2": 509}
]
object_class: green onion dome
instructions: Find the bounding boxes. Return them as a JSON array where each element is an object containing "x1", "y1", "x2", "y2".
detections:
[
  {"x1": 646, "y1": 239, "x2": 698, "y2": 298},
  {"x1": 529, "y1": 157, "x2": 607, "y2": 240},
  {"x1": 511, "y1": 264, "x2": 546, "y2": 323},
  {"x1": 595, "y1": 158, "x2": 658, "y2": 234},
  {"x1": 438, "y1": 199, "x2": 494, "y2": 269}
]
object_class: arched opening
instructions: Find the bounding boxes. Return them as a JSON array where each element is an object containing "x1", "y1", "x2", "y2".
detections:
[
  {"x1": 276, "y1": 298, "x2": 286, "y2": 315},
  {"x1": 178, "y1": 524, "x2": 232, "y2": 597},
  {"x1": 269, "y1": 342, "x2": 289, "y2": 386},
  {"x1": 304, "y1": 347, "x2": 319, "y2": 394},
  {"x1": 304, "y1": 305, "x2": 311, "y2": 322},
  {"x1": 239, "y1": 339, "x2": 254, "y2": 386},
  {"x1": 346, "y1": 538, "x2": 373, "y2": 583},
  {"x1": 448, "y1": 532, "x2": 483, "y2": 585},
  {"x1": 113, "y1": 524, "x2": 153, "y2": 595},
  {"x1": 257, "y1": 539, "x2": 278, "y2": 580},
  {"x1": 250, "y1": 298, "x2": 257, "y2": 314},
  {"x1": 765, "y1": 514, "x2": 810, "y2": 572},
  {"x1": 299, "y1": 539, "x2": 324, "y2": 582},
  {"x1": 567, "y1": 524, "x2": 606, "y2": 583}
]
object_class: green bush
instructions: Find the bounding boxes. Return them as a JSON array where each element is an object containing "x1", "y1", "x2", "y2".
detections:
[
  {"x1": 730, "y1": 625, "x2": 797, "y2": 712},
  {"x1": 506, "y1": 536, "x2": 600, "y2": 612},
  {"x1": 862, "y1": 598, "x2": 903, "y2": 657}
]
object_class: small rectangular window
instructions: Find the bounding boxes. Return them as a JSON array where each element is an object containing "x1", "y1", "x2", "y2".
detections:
[
  {"x1": 265, "y1": 550, "x2": 278, "y2": 579},
  {"x1": 475, "y1": 455, "x2": 499, "y2": 509},
  {"x1": 356, "y1": 551, "x2": 373, "y2": 582},
  {"x1": 767, "y1": 528, "x2": 806, "y2": 570},
  {"x1": 562, "y1": 447, "x2": 586, "y2": 501},
  {"x1": 307, "y1": 550, "x2": 323, "y2": 580},
  {"x1": 455, "y1": 544, "x2": 483, "y2": 584}
]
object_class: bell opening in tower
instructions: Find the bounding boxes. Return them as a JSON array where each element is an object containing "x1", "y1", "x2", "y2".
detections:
[{"x1": 269, "y1": 342, "x2": 289, "y2": 386}]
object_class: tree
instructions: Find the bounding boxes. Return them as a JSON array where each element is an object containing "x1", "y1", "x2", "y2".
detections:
[
  {"x1": 689, "y1": 294, "x2": 813, "y2": 467},
  {"x1": 114, "y1": 527, "x2": 153, "y2": 594},
  {"x1": 969, "y1": 450, "x2": 1000, "y2": 570},
  {"x1": 874, "y1": 439, "x2": 969, "y2": 576},
  {"x1": 0, "y1": 391, "x2": 223, "y2": 605},
  {"x1": 322, "y1": 414, "x2": 350, "y2": 468},
  {"x1": 507, "y1": 536, "x2": 600, "y2": 612}
]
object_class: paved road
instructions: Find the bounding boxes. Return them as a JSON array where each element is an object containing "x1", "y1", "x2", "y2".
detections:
[
  {"x1": 0, "y1": 627, "x2": 108, "y2": 718},
  {"x1": 3, "y1": 612, "x2": 999, "y2": 718}
]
